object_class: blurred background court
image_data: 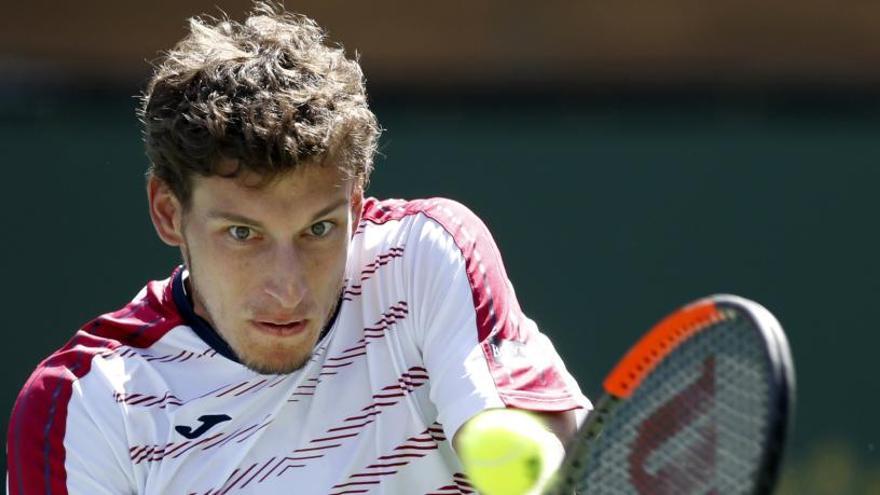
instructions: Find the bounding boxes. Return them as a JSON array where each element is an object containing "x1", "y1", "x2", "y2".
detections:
[{"x1": 2, "y1": 1, "x2": 878, "y2": 492}]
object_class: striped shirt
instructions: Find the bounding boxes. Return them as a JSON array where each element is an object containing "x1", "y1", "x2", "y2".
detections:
[{"x1": 8, "y1": 197, "x2": 589, "y2": 494}]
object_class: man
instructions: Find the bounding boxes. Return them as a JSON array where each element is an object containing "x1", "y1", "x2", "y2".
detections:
[{"x1": 7, "y1": 3, "x2": 589, "y2": 493}]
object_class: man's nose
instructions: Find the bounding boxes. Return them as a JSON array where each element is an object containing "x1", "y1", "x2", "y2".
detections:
[{"x1": 263, "y1": 245, "x2": 307, "y2": 308}]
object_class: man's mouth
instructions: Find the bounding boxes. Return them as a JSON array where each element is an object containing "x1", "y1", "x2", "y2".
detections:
[{"x1": 252, "y1": 319, "x2": 309, "y2": 337}]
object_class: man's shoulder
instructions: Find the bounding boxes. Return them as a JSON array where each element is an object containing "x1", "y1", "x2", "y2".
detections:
[
  {"x1": 8, "y1": 269, "x2": 187, "y2": 478},
  {"x1": 15, "y1": 270, "x2": 185, "y2": 403},
  {"x1": 349, "y1": 196, "x2": 507, "y2": 309},
  {"x1": 360, "y1": 196, "x2": 481, "y2": 227},
  {"x1": 358, "y1": 196, "x2": 494, "y2": 248},
  {"x1": 364, "y1": 195, "x2": 498, "y2": 245},
  {"x1": 86, "y1": 269, "x2": 185, "y2": 349}
]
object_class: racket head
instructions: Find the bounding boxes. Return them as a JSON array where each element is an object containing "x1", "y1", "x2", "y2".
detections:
[{"x1": 546, "y1": 294, "x2": 795, "y2": 495}]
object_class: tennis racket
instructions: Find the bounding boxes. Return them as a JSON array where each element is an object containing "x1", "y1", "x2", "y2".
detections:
[{"x1": 543, "y1": 294, "x2": 795, "y2": 495}]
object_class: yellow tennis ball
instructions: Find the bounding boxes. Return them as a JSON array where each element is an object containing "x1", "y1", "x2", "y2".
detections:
[{"x1": 457, "y1": 409, "x2": 560, "y2": 495}]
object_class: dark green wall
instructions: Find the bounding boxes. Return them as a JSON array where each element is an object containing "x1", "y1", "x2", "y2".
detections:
[{"x1": 2, "y1": 92, "x2": 877, "y2": 492}]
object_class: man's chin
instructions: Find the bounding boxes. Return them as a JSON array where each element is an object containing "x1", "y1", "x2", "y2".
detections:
[
  {"x1": 240, "y1": 352, "x2": 312, "y2": 375},
  {"x1": 233, "y1": 339, "x2": 314, "y2": 375},
  {"x1": 228, "y1": 323, "x2": 321, "y2": 374}
]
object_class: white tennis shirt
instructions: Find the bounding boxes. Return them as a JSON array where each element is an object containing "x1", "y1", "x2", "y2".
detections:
[{"x1": 8, "y1": 197, "x2": 589, "y2": 494}]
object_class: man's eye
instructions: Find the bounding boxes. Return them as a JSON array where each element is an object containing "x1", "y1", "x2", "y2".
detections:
[
  {"x1": 228, "y1": 226, "x2": 253, "y2": 241},
  {"x1": 309, "y1": 221, "x2": 334, "y2": 237}
]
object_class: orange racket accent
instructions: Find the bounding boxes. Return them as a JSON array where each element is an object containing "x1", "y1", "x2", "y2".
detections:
[{"x1": 603, "y1": 300, "x2": 725, "y2": 399}]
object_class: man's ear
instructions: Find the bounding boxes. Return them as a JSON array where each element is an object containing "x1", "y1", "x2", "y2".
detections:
[
  {"x1": 350, "y1": 182, "x2": 364, "y2": 237},
  {"x1": 147, "y1": 175, "x2": 185, "y2": 247}
]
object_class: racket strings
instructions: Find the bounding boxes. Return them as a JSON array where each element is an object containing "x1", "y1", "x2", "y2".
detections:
[{"x1": 577, "y1": 311, "x2": 773, "y2": 494}]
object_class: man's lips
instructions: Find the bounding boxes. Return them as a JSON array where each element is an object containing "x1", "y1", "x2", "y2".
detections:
[{"x1": 252, "y1": 319, "x2": 309, "y2": 336}]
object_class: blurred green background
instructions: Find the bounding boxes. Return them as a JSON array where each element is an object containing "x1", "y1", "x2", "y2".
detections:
[{"x1": 3, "y1": 1, "x2": 879, "y2": 492}]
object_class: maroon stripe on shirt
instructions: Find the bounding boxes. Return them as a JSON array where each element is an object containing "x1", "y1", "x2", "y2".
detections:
[
  {"x1": 7, "y1": 271, "x2": 184, "y2": 495},
  {"x1": 330, "y1": 424, "x2": 444, "y2": 493}
]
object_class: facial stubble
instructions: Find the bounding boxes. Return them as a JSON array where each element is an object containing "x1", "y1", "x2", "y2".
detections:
[{"x1": 181, "y1": 238, "x2": 342, "y2": 375}]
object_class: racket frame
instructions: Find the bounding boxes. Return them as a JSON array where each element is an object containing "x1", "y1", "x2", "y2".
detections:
[{"x1": 545, "y1": 294, "x2": 795, "y2": 495}]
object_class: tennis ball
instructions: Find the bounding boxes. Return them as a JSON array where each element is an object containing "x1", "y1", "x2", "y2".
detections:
[{"x1": 457, "y1": 409, "x2": 562, "y2": 495}]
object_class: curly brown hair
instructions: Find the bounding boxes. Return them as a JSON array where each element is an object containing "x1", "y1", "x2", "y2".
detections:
[{"x1": 140, "y1": 2, "x2": 380, "y2": 205}]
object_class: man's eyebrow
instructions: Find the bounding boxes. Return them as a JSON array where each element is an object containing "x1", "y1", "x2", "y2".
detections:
[
  {"x1": 311, "y1": 197, "x2": 350, "y2": 220},
  {"x1": 205, "y1": 211, "x2": 265, "y2": 227},
  {"x1": 205, "y1": 198, "x2": 349, "y2": 226}
]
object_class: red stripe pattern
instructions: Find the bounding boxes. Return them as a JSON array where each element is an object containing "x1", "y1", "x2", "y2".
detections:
[
  {"x1": 328, "y1": 423, "x2": 448, "y2": 495},
  {"x1": 128, "y1": 417, "x2": 273, "y2": 464},
  {"x1": 342, "y1": 246, "x2": 406, "y2": 301},
  {"x1": 113, "y1": 391, "x2": 184, "y2": 409},
  {"x1": 116, "y1": 372, "x2": 289, "y2": 413},
  {"x1": 194, "y1": 366, "x2": 430, "y2": 493},
  {"x1": 424, "y1": 473, "x2": 476, "y2": 495},
  {"x1": 107, "y1": 346, "x2": 218, "y2": 363},
  {"x1": 289, "y1": 301, "x2": 409, "y2": 402}
]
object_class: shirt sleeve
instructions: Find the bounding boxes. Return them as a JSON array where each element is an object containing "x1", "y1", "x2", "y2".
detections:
[
  {"x1": 7, "y1": 351, "x2": 136, "y2": 495},
  {"x1": 406, "y1": 198, "x2": 591, "y2": 441}
]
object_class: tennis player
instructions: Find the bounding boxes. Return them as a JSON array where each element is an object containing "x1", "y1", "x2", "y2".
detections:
[{"x1": 7, "y1": 3, "x2": 589, "y2": 493}]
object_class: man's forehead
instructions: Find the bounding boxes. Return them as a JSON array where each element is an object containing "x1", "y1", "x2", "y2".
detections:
[
  {"x1": 185, "y1": 164, "x2": 355, "y2": 223},
  {"x1": 195, "y1": 162, "x2": 355, "y2": 195},
  {"x1": 212, "y1": 158, "x2": 351, "y2": 186}
]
